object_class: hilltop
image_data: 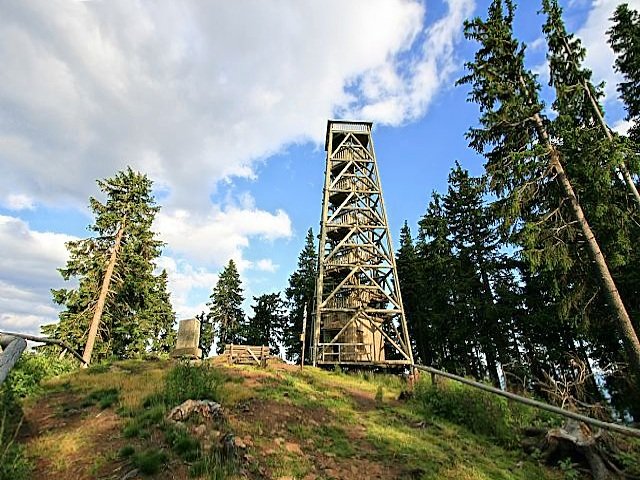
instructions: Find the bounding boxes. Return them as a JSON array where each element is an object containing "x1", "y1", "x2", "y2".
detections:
[{"x1": 2, "y1": 358, "x2": 586, "y2": 480}]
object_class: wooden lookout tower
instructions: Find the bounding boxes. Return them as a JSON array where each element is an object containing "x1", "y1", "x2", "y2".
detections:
[{"x1": 311, "y1": 120, "x2": 414, "y2": 367}]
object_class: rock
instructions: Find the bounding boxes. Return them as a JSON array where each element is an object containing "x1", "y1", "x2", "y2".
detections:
[
  {"x1": 285, "y1": 442, "x2": 303, "y2": 454},
  {"x1": 166, "y1": 399, "x2": 223, "y2": 423},
  {"x1": 193, "y1": 424, "x2": 207, "y2": 437},
  {"x1": 121, "y1": 469, "x2": 139, "y2": 480}
]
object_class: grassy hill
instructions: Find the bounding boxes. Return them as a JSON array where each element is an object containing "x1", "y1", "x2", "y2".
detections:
[{"x1": 2, "y1": 358, "x2": 598, "y2": 479}]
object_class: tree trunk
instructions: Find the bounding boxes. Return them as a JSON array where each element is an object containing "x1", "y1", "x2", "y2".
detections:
[
  {"x1": 82, "y1": 217, "x2": 126, "y2": 366},
  {"x1": 532, "y1": 112, "x2": 640, "y2": 377},
  {"x1": 0, "y1": 334, "x2": 27, "y2": 385}
]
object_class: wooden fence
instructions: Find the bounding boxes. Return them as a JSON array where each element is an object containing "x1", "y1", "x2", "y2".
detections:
[{"x1": 223, "y1": 344, "x2": 270, "y2": 367}]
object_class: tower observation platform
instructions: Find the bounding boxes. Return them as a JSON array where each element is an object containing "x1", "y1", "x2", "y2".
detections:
[{"x1": 311, "y1": 120, "x2": 414, "y2": 367}]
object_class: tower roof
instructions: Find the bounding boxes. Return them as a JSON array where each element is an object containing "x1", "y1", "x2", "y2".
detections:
[{"x1": 325, "y1": 120, "x2": 373, "y2": 151}]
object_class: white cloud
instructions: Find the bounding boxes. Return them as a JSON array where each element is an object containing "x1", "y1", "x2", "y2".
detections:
[
  {"x1": 0, "y1": 0, "x2": 473, "y2": 211},
  {"x1": 0, "y1": 216, "x2": 74, "y2": 335},
  {"x1": 612, "y1": 118, "x2": 632, "y2": 135},
  {"x1": 0, "y1": 0, "x2": 477, "y2": 334},
  {"x1": 577, "y1": 0, "x2": 640, "y2": 102},
  {"x1": 155, "y1": 204, "x2": 292, "y2": 267},
  {"x1": 254, "y1": 258, "x2": 278, "y2": 273},
  {"x1": 3, "y1": 193, "x2": 35, "y2": 211},
  {"x1": 155, "y1": 255, "x2": 218, "y2": 320}
]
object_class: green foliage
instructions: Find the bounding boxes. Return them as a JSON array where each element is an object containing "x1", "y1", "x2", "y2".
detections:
[
  {"x1": 43, "y1": 167, "x2": 176, "y2": 361},
  {"x1": 5, "y1": 351, "x2": 77, "y2": 398},
  {"x1": 118, "y1": 445, "x2": 136, "y2": 458},
  {"x1": 206, "y1": 259, "x2": 245, "y2": 355},
  {"x1": 0, "y1": 386, "x2": 32, "y2": 480},
  {"x1": 132, "y1": 448, "x2": 168, "y2": 475},
  {"x1": 164, "y1": 425, "x2": 200, "y2": 461},
  {"x1": 163, "y1": 362, "x2": 222, "y2": 407},
  {"x1": 609, "y1": 3, "x2": 640, "y2": 141},
  {"x1": 283, "y1": 228, "x2": 317, "y2": 363},
  {"x1": 245, "y1": 292, "x2": 286, "y2": 353},
  {"x1": 414, "y1": 379, "x2": 558, "y2": 448},
  {"x1": 189, "y1": 450, "x2": 238, "y2": 480}
]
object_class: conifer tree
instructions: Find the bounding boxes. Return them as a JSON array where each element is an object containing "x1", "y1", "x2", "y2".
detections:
[
  {"x1": 245, "y1": 293, "x2": 285, "y2": 354},
  {"x1": 415, "y1": 193, "x2": 455, "y2": 370},
  {"x1": 44, "y1": 168, "x2": 175, "y2": 362},
  {"x1": 396, "y1": 222, "x2": 422, "y2": 360},
  {"x1": 283, "y1": 229, "x2": 317, "y2": 363},
  {"x1": 458, "y1": 0, "x2": 640, "y2": 377},
  {"x1": 207, "y1": 259, "x2": 245, "y2": 354},
  {"x1": 542, "y1": 0, "x2": 640, "y2": 211},
  {"x1": 443, "y1": 164, "x2": 506, "y2": 385},
  {"x1": 609, "y1": 4, "x2": 640, "y2": 142}
]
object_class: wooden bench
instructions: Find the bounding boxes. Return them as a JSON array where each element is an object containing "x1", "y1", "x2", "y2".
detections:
[{"x1": 223, "y1": 344, "x2": 270, "y2": 367}]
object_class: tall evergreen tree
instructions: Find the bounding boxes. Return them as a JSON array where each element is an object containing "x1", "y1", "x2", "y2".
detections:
[
  {"x1": 207, "y1": 259, "x2": 245, "y2": 354},
  {"x1": 283, "y1": 229, "x2": 317, "y2": 363},
  {"x1": 609, "y1": 4, "x2": 640, "y2": 143},
  {"x1": 245, "y1": 293, "x2": 286, "y2": 354},
  {"x1": 415, "y1": 193, "x2": 456, "y2": 371},
  {"x1": 458, "y1": 0, "x2": 640, "y2": 377},
  {"x1": 44, "y1": 168, "x2": 175, "y2": 362}
]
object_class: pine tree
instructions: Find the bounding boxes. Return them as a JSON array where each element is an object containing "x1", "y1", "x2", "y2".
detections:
[
  {"x1": 44, "y1": 168, "x2": 175, "y2": 363},
  {"x1": 458, "y1": 0, "x2": 640, "y2": 377},
  {"x1": 207, "y1": 259, "x2": 245, "y2": 354},
  {"x1": 609, "y1": 4, "x2": 640, "y2": 142},
  {"x1": 245, "y1": 293, "x2": 286, "y2": 354},
  {"x1": 283, "y1": 229, "x2": 317, "y2": 363}
]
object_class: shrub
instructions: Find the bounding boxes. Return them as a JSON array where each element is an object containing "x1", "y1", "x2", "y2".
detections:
[
  {"x1": 0, "y1": 386, "x2": 32, "y2": 480},
  {"x1": 163, "y1": 362, "x2": 222, "y2": 407},
  {"x1": 414, "y1": 378, "x2": 556, "y2": 447},
  {"x1": 6, "y1": 352, "x2": 77, "y2": 398}
]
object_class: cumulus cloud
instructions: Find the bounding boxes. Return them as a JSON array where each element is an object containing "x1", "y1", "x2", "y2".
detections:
[
  {"x1": 0, "y1": 0, "x2": 473, "y2": 211},
  {"x1": 0, "y1": 0, "x2": 477, "y2": 333},
  {"x1": 0, "y1": 215, "x2": 74, "y2": 335},
  {"x1": 155, "y1": 204, "x2": 292, "y2": 266}
]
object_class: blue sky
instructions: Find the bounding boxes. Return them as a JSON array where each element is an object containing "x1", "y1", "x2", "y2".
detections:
[{"x1": 0, "y1": 0, "x2": 636, "y2": 334}]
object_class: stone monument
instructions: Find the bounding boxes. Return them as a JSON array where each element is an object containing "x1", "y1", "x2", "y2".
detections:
[{"x1": 172, "y1": 318, "x2": 203, "y2": 359}]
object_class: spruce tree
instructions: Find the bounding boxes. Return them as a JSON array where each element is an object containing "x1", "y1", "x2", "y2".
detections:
[
  {"x1": 542, "y1": 0, "x2": 640, "y2": 214},
  {"x1": 458, "y1": 0, "x2": 640, "y2": 377},
  {"x1": 396, "y1": 222, "x2": 422, "y2": 360},
  {"x1": 283, "y1": 229, "x2": 317, "y2": 363},
  {"x1": 415, "y1": 193, "x2": 456, "y2": 371},
  {"x1": 207, "y1": 259, "x2": 245, "y2": 354},
  {"x1": 245, "y1": 293, "x2": 285, "y2": 354},
  {"x1": 609, "y1": 4, "x2": 640, "y2": 142},
  {"x1": 44, "y1": 168, "x2": 175, "y2": 362}
]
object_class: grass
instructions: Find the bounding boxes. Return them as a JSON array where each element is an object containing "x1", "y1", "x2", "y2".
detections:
[
  {"x1": 132, "y1": 448, "x2": 168, "y2": 475},
  {"x1": 24, "y1": 358, "x2": 631, "y2": 479}
]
